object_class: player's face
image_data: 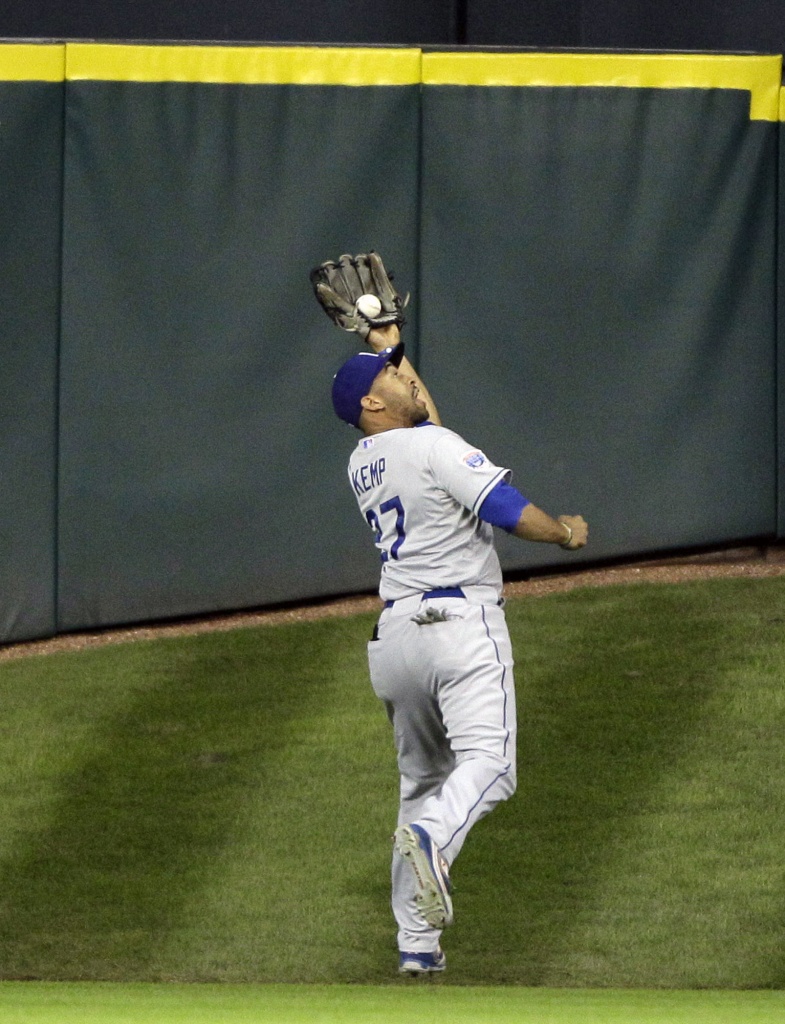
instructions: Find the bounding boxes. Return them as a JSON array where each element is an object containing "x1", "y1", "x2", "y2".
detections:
[{"x1": 370, "y1": 364, "x2": 429, "y2": 426}]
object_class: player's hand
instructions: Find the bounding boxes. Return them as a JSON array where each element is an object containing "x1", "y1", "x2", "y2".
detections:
[
  {"x1": 367, "y1": 324, "x2": 400, "y2": 353},
  {"x1": 558, "y1": 515, "x2": 588, "y2": 550}
]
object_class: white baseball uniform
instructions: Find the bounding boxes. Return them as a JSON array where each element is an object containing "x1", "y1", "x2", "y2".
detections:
[{"x1": 348, "y1": 421, "x2": 519, "y2": 954}]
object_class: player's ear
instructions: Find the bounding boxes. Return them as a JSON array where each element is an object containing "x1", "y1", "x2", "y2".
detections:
[{"x1": 360, "y1": 393, "x2": 384, "y2": 413}]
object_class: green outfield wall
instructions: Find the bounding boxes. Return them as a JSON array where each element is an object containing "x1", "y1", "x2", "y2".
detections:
[
  {"x1": 0, "y1": 46, "x2": 64, "y2": 641},
  {"x1": 57, "y1": 45, "x2": 422, "y2": 631},
  {"x1": 0, "y1": 43, "x2": 781, "y2": 641},
  {"x1": 419, "y1": 52, "x2": 779, "y2": 573},
  {"x1": 779, "y1": 87, "x2": 785, "y2": 541}
]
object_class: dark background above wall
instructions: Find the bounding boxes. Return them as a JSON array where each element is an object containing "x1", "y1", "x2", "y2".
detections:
[{"x1": 0, "y1": 1, "x2": 783, "y2": 58}]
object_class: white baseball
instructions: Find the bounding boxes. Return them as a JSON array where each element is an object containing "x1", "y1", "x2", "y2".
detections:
[{"x1": 356, "y1": 294, "x2": 382, "y2": 319}]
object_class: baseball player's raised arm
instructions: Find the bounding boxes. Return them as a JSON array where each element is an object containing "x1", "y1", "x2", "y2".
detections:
[
  {"x1": 367, "y1": 324, "x2": 442, "y2": 426},
  {"x1": 513, "y1": 503, "x2": 588, "y2": 550}
]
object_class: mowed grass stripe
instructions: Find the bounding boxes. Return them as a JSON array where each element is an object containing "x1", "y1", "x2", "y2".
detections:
[
  {"x1": 0, "y1": 983, "x2": 784, "y2": 1024},
  {"x1": 0, "y1": 577, "x2": 782, "y2": 987}
]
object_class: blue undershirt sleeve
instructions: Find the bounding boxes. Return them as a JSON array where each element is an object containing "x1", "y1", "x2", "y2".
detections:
[{"x1": 477, "y1": 479, "x2": 530, "y2": 533}]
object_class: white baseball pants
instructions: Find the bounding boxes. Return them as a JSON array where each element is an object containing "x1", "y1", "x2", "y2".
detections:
[{"x1": 368, "y1": 590, "x2": 517, "y2": 953}]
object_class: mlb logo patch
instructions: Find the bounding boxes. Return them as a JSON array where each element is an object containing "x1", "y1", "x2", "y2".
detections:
[
  {"x1": 462, "y1": 450, "x2": 486, "y2": 469},
  {"x1": 361, "y1": 437, "x2": 376, "y2": 450}
]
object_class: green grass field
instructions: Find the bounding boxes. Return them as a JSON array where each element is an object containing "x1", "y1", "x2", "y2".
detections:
[
  {"x1": 0, "y1": 576, "x2": 783, "y2": 1018},
  {"x1": 1, "y1": 982, "x2": 783, "y2": 1024}
]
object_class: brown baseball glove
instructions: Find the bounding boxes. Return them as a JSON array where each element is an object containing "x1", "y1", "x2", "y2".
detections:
[{"x1": 310, "y1": 251, "x2": 408, "y2": 339}]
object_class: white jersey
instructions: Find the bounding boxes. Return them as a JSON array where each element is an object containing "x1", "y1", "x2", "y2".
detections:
[{"x1": 347, "y1": 422, "x2": 511, "y2": 601}]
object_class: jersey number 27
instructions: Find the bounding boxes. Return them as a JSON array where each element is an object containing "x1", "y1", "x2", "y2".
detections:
[{"x1": 365, "y1": 496, "x2": 406, "y2": 562}]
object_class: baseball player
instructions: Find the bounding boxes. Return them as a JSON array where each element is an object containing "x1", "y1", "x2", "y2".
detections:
[{"x1": 311, "y1": 253, "x2": 588, "y2": 976}]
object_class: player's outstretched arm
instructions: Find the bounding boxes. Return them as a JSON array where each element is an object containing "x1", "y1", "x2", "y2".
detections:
[
  {"x1": 513, "y1": 504, "x2": 588, "y2": 550},
  {"x1": 367, "y1": 324, "x2": 442, "y2": 426}
]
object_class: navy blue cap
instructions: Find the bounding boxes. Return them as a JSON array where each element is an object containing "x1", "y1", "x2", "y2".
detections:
[{"x1": 332, "y1": 343, "x2": 405, "y2": 427}]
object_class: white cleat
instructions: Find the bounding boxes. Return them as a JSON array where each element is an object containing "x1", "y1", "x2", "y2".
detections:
[
  {"x1": 398, "y1": 947, "x2": 447, "y2": 975},
  {"x1": 393, "y1": 823, "x2": 454, "y2": 929}
]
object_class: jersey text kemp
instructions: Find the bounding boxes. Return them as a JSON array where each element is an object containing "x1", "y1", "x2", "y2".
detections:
[{"x1": 351, "y1": 458, "x2": 387, "y2": 495}]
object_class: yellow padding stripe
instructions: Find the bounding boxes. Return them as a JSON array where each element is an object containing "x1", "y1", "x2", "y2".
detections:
[
  {"x1": 0, "y1": 43, "x2": 65, "y2": 81},
  {"x1": 66, "y1": 44, "x2": 422, "y2": 85},
  {"x1": 4, "y1": 42, "x2": 782, "y2": 121},
  {"x1": 423, "y1": 52, "x2": 783, "y2": 121}
]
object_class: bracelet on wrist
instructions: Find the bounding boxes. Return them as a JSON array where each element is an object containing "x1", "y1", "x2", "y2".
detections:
[{"x1": 559, "y1": 523, "x2": 573, "y2": 548}]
